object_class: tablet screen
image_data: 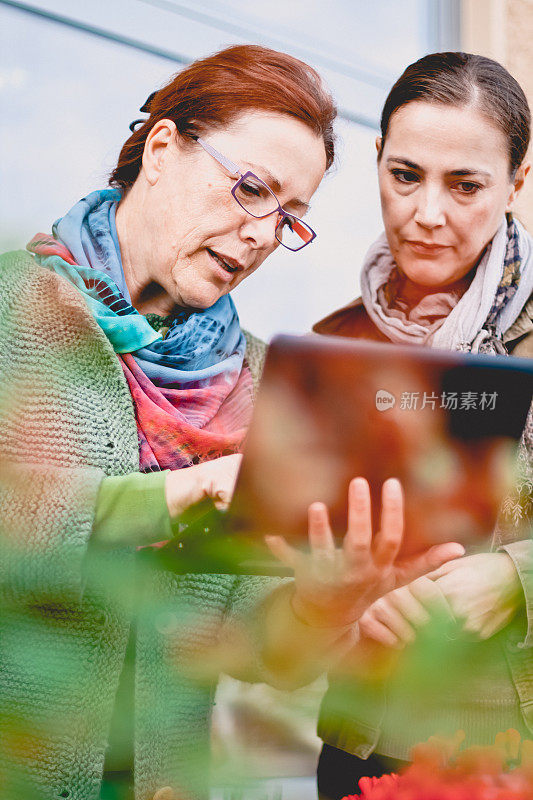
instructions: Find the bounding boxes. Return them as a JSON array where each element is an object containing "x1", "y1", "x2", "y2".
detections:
[{"x1": 228, "y1": 335, "x2": 533, "y2": 558}]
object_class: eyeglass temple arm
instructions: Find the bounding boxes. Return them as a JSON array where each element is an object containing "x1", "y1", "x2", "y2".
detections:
[{"x1": 196, "y1": 137, "x2": 241, "y2": 178}]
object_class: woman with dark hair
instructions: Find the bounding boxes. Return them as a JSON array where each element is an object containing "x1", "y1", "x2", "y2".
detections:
[
  {"x1": 315, "y1": 52, "x2": 533, "y2": 800},
  {"x1": 0, "y1": 44, "x2": 462, "y2": 800}
]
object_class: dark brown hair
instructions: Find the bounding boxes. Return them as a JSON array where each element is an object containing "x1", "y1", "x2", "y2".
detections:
[
  {"x1": 110, "y1": 44, "x2": 336, "y2": 190},
  {"x1": 379, "y1": 52, "x2": 530, "y2": 175}
]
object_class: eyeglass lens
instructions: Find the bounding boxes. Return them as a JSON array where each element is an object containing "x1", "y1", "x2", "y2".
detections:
[
  {"x1": 233, "y1": 174, "x2": 314, "y2": 251},
  {"x1": 275, "y1": 216, "x2": 314, "y2": 251},
  {"x1": 234, "y1": 175, "x2": 279, "y2": 217}
]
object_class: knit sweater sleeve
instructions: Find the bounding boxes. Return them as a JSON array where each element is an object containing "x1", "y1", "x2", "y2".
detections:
[
  {"x1": 242, "y1": 329, "x2": 267, "y2": 394},
  {"x1": 501, "y1": 312, "x2": 533, "y2": 646},
  {"x1": 220, "y1": 574, "x2": 291, "y2": 682},
  {"x1": 0, "y1": 251, "x2": 140, "y2": 600},
  {"x1": 0, "y1": 461, "x2": 105, "y2": 600},
  {"x1": 92, "y1": 471, "x2": 177, "y2": 547},
  {"x1": 499, "y1": 539, "x2": 533, "y2": 647}
]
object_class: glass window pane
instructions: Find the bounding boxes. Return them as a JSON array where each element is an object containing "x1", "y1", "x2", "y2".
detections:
[
  {"x1": 1, "y1": 1, "x2": 455, "y2": 339},
  {"x1": 0, "y1": 4, "x2": 174, "y2": 248}
]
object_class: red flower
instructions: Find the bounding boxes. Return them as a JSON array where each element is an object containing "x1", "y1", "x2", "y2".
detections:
[
  {"x1": 340, "y1": 730, "x2": 533, "y2": 800},
  {"x1": 358, "y1": 773, "x2": 400, "y2": 798}
]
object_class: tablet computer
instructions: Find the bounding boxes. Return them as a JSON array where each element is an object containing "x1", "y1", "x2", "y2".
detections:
[{"x1": 152, "y1": 334, "x2": 533, "y2": 575}]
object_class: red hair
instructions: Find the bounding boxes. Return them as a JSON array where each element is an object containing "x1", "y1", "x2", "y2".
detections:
[{"x1": 109, "y1": 44, "x2": 336, "y2": 190}]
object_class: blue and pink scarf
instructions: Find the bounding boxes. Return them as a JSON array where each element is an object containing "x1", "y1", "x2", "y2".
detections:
[{"x1": 28, "y1": 189, "x2": 253, "y2": 471}]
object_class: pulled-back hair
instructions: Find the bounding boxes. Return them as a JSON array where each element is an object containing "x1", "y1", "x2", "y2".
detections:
[
  {"x1": 380, "y1": 52, "x2": 530, "y2": 175},
  {"x1": 110, "y1": 44, "x2": 336, "y2": 190}
]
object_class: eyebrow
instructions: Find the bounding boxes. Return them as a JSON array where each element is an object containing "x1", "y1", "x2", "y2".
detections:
[
  {"x1": 242, "y1": 161, "x2": 311, "y2": 214},
  {"x1": 386, "y1": 157, "x2": 492, "y2": 179}
]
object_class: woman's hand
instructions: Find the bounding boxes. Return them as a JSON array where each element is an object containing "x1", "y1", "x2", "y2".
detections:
[
  {"x1": 265, "y1": 477, "x2": 465, "y2": 629},
  {"x1": 354, "y1": 552, "x2": 524, "y2": 649},
  {"x1": 427, "y1": 552, "x2": 524, "y2": 639},
  {"x1": 165, "y1": 454, "x2": 242, "y2": 520},
  {"x1": 358, "y1": 577, "x2": 456, "y2": 648}
]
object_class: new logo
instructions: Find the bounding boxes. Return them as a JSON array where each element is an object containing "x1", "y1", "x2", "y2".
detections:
[{"x1": 375, "y1": 389, "x2": 396, "y2": 411}]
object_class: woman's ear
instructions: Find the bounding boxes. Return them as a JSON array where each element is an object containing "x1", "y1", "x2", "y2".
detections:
[
  {"x1": 506, "y1": 162, "x2": 530, "y2": 211},
  {"x1": 375, "y1": 136, "x2": 383, "y2": 158},
  {"x1": 141, "y1": 119, "x2": 177, "y2": 186}
]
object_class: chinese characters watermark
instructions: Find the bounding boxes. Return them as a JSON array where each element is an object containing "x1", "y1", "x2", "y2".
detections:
[{"x1": 375, "y1": 390, "x2": 498, "y2": 412}]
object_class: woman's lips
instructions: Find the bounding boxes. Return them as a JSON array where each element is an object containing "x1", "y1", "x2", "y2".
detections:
[
  {"x1": 206, "y1": 248, "x2": 239, "y2": 283},
  {"x1": 406, "y1": 240, "x2": 451, "y2": 256}
]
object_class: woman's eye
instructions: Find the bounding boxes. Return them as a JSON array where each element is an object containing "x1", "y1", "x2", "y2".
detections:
[
  {"x1": 239, "y1": 181, "x2": 263, "y2": 198},
  {"x1": 280, "y1": 216, "x2": 294, "y2": 232},
  {"x1": 454, "y1": 181, "x2": 482, "y2": 195},
  {"x1": 391, "y1": 169, "x2": 419, "y2": 185}
]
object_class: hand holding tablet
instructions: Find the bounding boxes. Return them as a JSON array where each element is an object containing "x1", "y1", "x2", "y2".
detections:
[{"x1": 266, "y1": 477, "x2": 465, "y2": 629}]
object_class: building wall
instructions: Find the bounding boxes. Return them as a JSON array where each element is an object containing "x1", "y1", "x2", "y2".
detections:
[
  {"x1": 507, "y1": 0, "x2": 533, "y2": 228},
  {"x1": 462, "y1": 0, "x2": 533, "y2": 229}
]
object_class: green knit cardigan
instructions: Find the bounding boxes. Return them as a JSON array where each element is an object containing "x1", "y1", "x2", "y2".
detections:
[{"x1": 0, "y1": 250, "x2": 272, "y2": 800}]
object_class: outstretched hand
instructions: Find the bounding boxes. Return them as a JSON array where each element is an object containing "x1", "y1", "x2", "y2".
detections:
[{"x1": 266, "y1": 477, "x2": 465, "y2": 628}]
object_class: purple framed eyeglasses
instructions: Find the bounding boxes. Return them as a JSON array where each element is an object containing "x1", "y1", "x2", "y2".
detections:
[{"x1": 194, "y1": 136, "x2": 317, "y2": 251}]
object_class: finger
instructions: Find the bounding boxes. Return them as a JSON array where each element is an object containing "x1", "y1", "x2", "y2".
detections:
[
  {"x1": 387, "y1": 586, "x2": 431, "y2": 628},
  {"x1": 214, "y1": 488, "x2": 232, "y2": 510},
  {"x1": 361, "y1": 618, "x2": 403, "y2": 649},
  {"x1": 308, "y1": 502, "x2": 336, "y2": 557},
  {"x1": 461, "y1": 618, "x2": 484, "y2": 638},
  {"x1": 343, "y1": 477, "x2": 372, "y2": 560},
  {"x1": 395, "y1": 544, "x2": 465, "y2": 587},
  {"x1": 408, "y1": 576, "x2": 457, "y2": 623},
  {"x1": 425, "y1": 552, "x2": 466, "y2": 580},
  {"x1": 372, "y1": 599, "x2": 417, "y2": 645},
  {"x1": 373, "y1": 478, "x2": 403, "y2": 567},
  {"x1": 202, "y1": 454, "x2": 242, "y2": 505},
  {"x1": 469, "y1": 609, "x2": 511, "y2": 640},
  {"x1": 264, "y1": 535, "x2": 300, "y2": 570}
]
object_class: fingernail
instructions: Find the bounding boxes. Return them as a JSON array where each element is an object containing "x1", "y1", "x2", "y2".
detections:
[{"x1": 384, "y1": 477, "x2": 401, "y2": 491}]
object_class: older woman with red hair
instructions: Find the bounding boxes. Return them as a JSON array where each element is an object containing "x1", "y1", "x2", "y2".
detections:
[{"x1": 0, "y1": 45, "x2": 463, "y2": 800}]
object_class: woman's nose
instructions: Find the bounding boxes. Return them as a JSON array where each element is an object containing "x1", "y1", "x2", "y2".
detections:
[
  {"x1": 239, "y1": 212, "x2": 280, "y2": 250},
  {"x1": 413, "y1": 187, "x2": 446, "y2": 229}
]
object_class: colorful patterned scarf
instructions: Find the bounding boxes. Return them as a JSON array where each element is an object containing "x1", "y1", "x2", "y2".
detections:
[{"x1": 28, "y1": 189, "x2": 253, "y2": 471}]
